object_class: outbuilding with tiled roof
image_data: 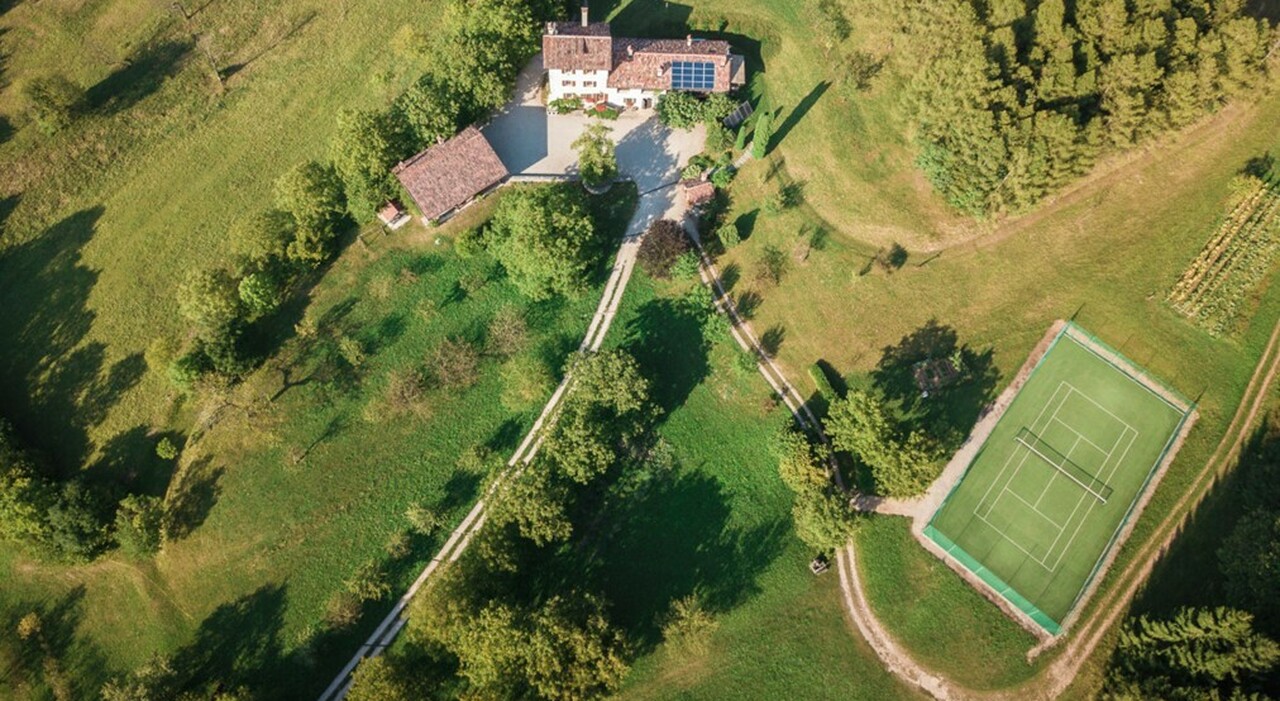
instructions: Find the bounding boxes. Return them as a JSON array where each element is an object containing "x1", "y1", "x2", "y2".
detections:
[{"x1": 392, "y1": 126, "x2": 509, "y2": 223}]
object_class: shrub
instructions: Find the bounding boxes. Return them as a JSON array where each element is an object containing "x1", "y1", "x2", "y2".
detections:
[
  {"x1": 42, "y1": 481, "x2": 110, "y2": 562},
  {"x1": 325, "y1": 591, "x2": 362, "y2": 630},
  {"x1": 383, "y1": 368, "x2": 427, "y2": 416},
  {"x1": 238, "y1": 271, "x2": 283, "y2": 315},
  {"x1": 487, "y1": 306, "x2": 528, "y2": 357},
  {"x1": 454, "y1": 226, "x2": 487, "y2": 258},
  {"x1": 549, "y1": 96, "x2": 584, "y2": 114},
  {"x1": 586, "y1": 103, "x2": 620, "y2": 120},
  {"x1": 22, "y1": 75, "x2": 84, "y2": 134},
  {"x1": 656, "y1": 91, "x2": 706, "y2": 129},
  {"x1": 168, "y1": 349, "x2": 212, "y2": 392},
  {"x1": 671, "y1": 251, "x2": 702, "y2": 280},
  {"x1": 458, "y1": 271, "x2": 488, "y2": 296},
  {"x1": 114, "y1": 494, "x2": 165, "y2": 557},
  {"x1": 636, "y1": 219, "x2": 690, "y2": 278},
  {"x1": 716, "y1": 221, "x2": 741, "y2": 248},
  {"x1": 501, "y1": 353, "x2": 556, "y2": 410},
  {"x1": 144, "y1": 337, "x2": 180, "y2": 375},
  {"x1": 338, "y1": 336, "x2": 367, "y2": 369},
  {"x1": 405, "y1": 503, "x2": 444, "y2": 535},
  {"x1": 346, "y1": 561, "x2": 391, "y2": 602},
  {"x1": 428, "y1": 338, "x2": 480, "y2": 389},
  {"x1": 710, "y1": 166, "x2": 735, "y2": 188},
  {"x1": 661, "y1": 595, "x2": 718, "y2": 654},
  {"x1": 155, "y1": 438, "x2": 179, "y2": 460},
  {"x1": 734, "y1": 124, "x2": 750, "y2": 151},
  {"x1": 385, "y1": 530, "x2": 412, "y2": 558},
  {"x1": 752, "y1": 110, "x2": 772, "y2": 159},
  {"x1": 177, "y1": 268, "x2": 243, "y2": 337},
  {"x1": 705, "y1": 122, "x2": 732, "y2": 153},
  {"x1": 457, "y1": 444, "x2": 496, "y2": 473}
]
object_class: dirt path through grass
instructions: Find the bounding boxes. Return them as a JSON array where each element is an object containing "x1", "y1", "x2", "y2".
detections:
[{"x1": 317, "y1": 184, "x2": 683, "y2": 701}]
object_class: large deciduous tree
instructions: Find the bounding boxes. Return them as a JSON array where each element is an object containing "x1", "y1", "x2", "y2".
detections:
[{"x1": 487, "y1": 184, "x2": 598, "y2": 300}]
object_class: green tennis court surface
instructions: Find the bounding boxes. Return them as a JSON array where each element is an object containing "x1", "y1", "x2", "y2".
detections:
[{"x1": 925, "y1": 324, "x2": 1193, "y2": 635}]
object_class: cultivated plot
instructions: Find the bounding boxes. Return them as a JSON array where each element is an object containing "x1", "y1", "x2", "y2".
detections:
[{"x1": 925, "y1": 324, "x2": 1193, "y2": 635}]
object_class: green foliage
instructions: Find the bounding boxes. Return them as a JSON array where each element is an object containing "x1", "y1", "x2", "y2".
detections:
[
  {"x1": 275, "y1": 160, "x2": 346, "y2": 232},
  {"x1": 487, "y1": 184, "x2": 598, "y2": 300},
  {"x1": 238, "y1": 271, "x2": 283, "y2": 316},
  {"x1": 330, "y1": 108, "x2": 410, "y2": 221},
  {"x1": 100, "y1": 655, "x2": 179, "y2": 701},
  {"x1": 827, "y1": 389, "x2": 941, "y2": 497},
  {"x1": 705, "y1": 123, "x2": 733, "y2": 154},
  {"x1": 587, "y1": 104, "x2": 621, "y2": 120},
  {"x1": 1218, "y1": 508, "x2": 1280, "y2": 627},
  {"x1": 346, "y1": 656, "x2": 422, "y2": 701},
  {"x1": 710, "y1": 166, "x2": 736, "y2": 189},
  {"x1": 454, "y1": 226, "x2": 487, "y2": 258},
  {"x1": 0, "y1": 419, "x2": 55, "y2": 545},
  {"x1": 753, "y1": 244, "x2": 788, "y2": 286},
  {"x1": 405, "y1": 502, "x2": 445, "y2": 535},
  {"x1": 42, "y1": 481, "x2": 110, "y2": 562},
  {"x1": 1104, "y1": 607, "x2": 1280, "y2": 700},
  {"x1": 345, "y1": 561, "x2": 391, "y2": 602},
  {"x1": 752, "y1": 111, "x2": 772, "y2": 159},
  {"x1": 155, "y1": 437, "x2": 179, "y2": 461},
  {"x1": 228, "y1": 209, "x2": 295, "y2": 265},
  {"x1": 114, "y1": 494, "x2": 165, "y2": 557},
  {"x1": 656, "y1": 91, "x2": 707, "y2": 129},
  {"x1": 501, "y1": 353, "x2": 555, "y2": 410},
  {"x1": 22, "y1": 74, "x2": 84, "y2": 135},
  {"x1": 734, "y1": 123, "x2": 750, "y2": 151},
  {"x1": 573, "y1": 122, "x2": 618, "y2": 188},
  {"x1": 396, "y1": 71, "x2": 462, "y2": 147},
  {"x1": 177, "y1": 268, "x2": 243, "y2": 338},
  {"x1": 671, "y1": 251, "x2": 702, "y2": 280},
  {"x1": 775, "y1": 430, "x2": 860, "y2": 552},
  {"x1": 809, "y1": 0, "x2": 851, "y2": 54},
  {"x1": 807, "y1": 364, "x2": 838, "y2": 401},
  {"x1": 489, "y1": 463, "x2": 574, "y2": 545},
  {"x1": 487, "y1": 306, "x2": 529, "y2": 357},
  {"x1": 168, "y1": 350, "x2": 212, "y2": 392},
  {"x1": 637, "y1": 219, "x2": 691, "y2": 279},
  {"x1": 716, "y1": 221, "x2": 741, "y2": 248},
  {"x1": 896, "y1": 0, "x2": 1271, "y2": 215},
  {"x1": 661, "y1": 594, "x2": 719, "y2": 655},
  {"x1": 549, "y1": 97, "x2": 584, "y2": 114}
]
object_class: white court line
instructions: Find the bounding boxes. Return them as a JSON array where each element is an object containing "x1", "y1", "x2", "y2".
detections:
[
  {"x1": 1033, "y1": 435, "x2": 1081, "y2": 510},
  {"x1": 1051, "y1": 416, "x2": 1109, "y2": 454},
  {"x1": 974, "y1": 509, "x2": 1057, "y2": 572},
  {"x1": 1045, "y1": 426, "x2": 1137, "y2": 572},
  {"x1": 1038, "y1": 399, "x2": 1128, "y2": 569},
  {"x1": 1004, "y1": 489, "x2": 1065, "y2": 530},
  {"x1": 975, "y1": 382, "x2": 1069, "y2": 517}
]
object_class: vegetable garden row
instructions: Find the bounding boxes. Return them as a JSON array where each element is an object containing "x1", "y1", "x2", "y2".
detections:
[{"x1": 1168, "y1": 175, "x2": 1280, "y2": 336}]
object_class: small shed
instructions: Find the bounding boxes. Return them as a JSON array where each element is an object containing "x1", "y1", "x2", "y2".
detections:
[
  {"x1": 681, "y1": 179, "x2": 716, "y2": 209},
  {"x1": 392, "y1": 126, "x2": 509, "y2": 224},
  {"x1": 377, "y1": 201, "x2": 410, "y2": 230}
]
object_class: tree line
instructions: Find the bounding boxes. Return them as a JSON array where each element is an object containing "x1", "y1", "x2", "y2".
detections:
[
  {"x1": 1103, "y1": 413, "x2": 1280, "y2": 698},
  {"x1": 889, "y1": 0, "x2": 1273, "y2": 216}
]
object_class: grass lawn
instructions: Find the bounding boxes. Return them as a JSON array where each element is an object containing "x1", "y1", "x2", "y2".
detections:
[
  {"x1": 599, "y1": 273, "x2": 921, "y2": 700},
  {"x1": 926, "y1": 326, "x2": 1193, "y2": 632},
  {"x1": 0, "y1": 183, "x2": 637, "y2": 698},
  {"x1": 855, "y1": 515, "x2": 1043, "y2": 690}
]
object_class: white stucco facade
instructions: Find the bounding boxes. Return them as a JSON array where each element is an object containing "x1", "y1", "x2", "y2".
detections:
[{"x1": 547, "y1": 68, "x2": 659, "y2": 109}]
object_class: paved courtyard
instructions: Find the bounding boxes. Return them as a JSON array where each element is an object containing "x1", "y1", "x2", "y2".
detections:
[{"x1": 481, "y1": 54, "x2": 706, "y2": 238}]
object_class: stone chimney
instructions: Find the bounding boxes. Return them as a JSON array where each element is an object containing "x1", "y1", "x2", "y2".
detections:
[
  {"x1": 581, "y1": 1, "x2": 589, "y2": 27},
  {"x1": 686, "y1": 34, "x2": 692, "y2": 47},
  {"x1": 627, "y1": 44, "x2": 634, "y2": 58}
]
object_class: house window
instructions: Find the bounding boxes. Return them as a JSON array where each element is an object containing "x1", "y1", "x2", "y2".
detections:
[
  {"x1": 563, "y1": 80, "x2": 577, "y2": 87},
  {"x1": 583, "y1": 80, "x2": 597, "y2": 88}
]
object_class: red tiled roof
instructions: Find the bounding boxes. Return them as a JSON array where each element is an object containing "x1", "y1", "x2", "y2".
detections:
[
  {"x1": 393, "y1": 127, "x2": 508, "y2": 222},
  {"x1": 682, "y1": 179, "x2": 716, "y2": 207},
  {"x1": 608, "y1": 38, "x2": 734, "y2": 92},
  {"x1": 543, "y1": 25, "x2": 613, "y2": 72}
]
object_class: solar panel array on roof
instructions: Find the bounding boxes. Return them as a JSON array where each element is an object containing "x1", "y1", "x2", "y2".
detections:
[{"x1": 671, "y1": 61, "x2": 715, "y2": 91}]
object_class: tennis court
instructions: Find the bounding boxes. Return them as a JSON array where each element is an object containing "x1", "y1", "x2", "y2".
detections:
[{"x1": 924, "y1": 324, "x2": 1194, "y2": 635}]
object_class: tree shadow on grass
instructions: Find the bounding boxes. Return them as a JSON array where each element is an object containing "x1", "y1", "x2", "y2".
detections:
[
  {"x1": 622, "y1": 297, "x2": 711, "y2": 417},
  {"x1": 86, "y1": 40, "x2": 192, "y2": 115},
  {"x1": 86, "y1": 424, "x2": 185, "y2": 497},
  {"x1": 592, "y1": 469, "x2": 787, "y2": 650},
  {"x1": 1, "y1": 585, "x2": 112, "y2": 699},
  {"x1": 870, "y1": 320, "x2": 1000, "y2": 448},
  {"x1": 171, "y1": 584, "x2": 287, "y2": 694},
  {"x1": 0, "y1": 207, "x2": 149, "y2": 474},
  {"x1": 770, "y1": 82, "x2": 830, "y2": 153},
  {"x1": 163, "y1": 457, "x2": 223, "y2": 541}
]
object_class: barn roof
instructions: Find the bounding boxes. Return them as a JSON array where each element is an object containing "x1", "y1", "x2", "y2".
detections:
[{"x1": 393, "y1": 127, "x2": 508, "y2": 222}]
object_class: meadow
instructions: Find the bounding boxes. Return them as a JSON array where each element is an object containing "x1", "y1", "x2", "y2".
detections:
[{"x1": 596, "y1": 275, "x2": 921, "y2": 700}]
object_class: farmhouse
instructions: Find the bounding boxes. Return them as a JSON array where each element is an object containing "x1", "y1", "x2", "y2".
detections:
[
  {"x1": 393, "y1": 126, "x2": 509, "y2": 223},
  {"x1": 543, "y1": 3, "x2": 746, "y2": 109}
]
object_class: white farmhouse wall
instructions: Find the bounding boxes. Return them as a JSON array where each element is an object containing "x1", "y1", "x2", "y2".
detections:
[{"x1": 548, "y1": 69, "x2": 663, "y2": 108}]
